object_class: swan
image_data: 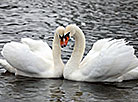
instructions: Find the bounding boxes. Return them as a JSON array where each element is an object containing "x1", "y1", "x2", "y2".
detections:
[
  {"x1": 61, "y1": 24, "x2": 138, "y2": 82},
  {"x1": 0, "y1": 26, "x2": 66, "y2": 78}
]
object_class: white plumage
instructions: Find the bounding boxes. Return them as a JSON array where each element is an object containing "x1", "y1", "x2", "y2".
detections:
[
  {"x1": 63, "y1": 24, "x2": 138, "y2": 82},
  {"x1": 0, "y1": 26, "x2": 65, "y2": 78}
]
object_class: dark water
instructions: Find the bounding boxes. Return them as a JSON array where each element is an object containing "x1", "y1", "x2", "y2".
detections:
[{"x1": 0, "y1": 0, "x2": 138, "y2": 101}]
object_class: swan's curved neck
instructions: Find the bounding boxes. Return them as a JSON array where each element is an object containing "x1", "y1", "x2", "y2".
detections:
[
  {"x1": 52, "y1": 34, "x2": 64, "y2": 68},
  {"x1": 65, "y1": 26, "x2": 85, "y2": 72}
]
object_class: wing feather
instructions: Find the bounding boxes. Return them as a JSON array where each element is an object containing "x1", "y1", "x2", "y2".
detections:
[
  {"x1": 2, "y1": 42, "x2": 53, "y2": 76},
  {"x1": 21, "y1": 38, "x2": 53, "y2": 61},
  {"x1": 81, "y1": 39, "x2": 138, "y2": 82}
]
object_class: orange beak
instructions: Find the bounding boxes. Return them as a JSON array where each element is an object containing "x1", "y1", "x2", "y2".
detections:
[
  {"x1": 60, "y1": 40, "x2": 66, "y2": 48},
  {"x1": 65, "y1": 36, "x2": 69, "y2": 46},
  {"x1": 60, "y1": 36, "x2": 70, "y2": 48}
]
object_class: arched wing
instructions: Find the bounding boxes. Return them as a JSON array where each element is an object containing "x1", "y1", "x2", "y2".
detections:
[
  {"x1": 21, "y1": 38, "x2": 53, "y2": 61},
  {"x1": 80, "y1": 39, "x2": 138, "y2": 82},
  {"x1": 1, "y1": 42, "x2": 53, "y2": 77}
]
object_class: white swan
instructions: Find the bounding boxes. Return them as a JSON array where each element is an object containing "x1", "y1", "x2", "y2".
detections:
[
  {"x1": 0, "y1": 26, "x2": 65, "y2": 78},
  {"x1": 62, "y1": 24, "x2": 138, "y2": 82}
]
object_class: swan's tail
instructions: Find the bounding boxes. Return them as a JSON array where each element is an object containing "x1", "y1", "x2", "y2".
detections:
[
  {"x1": 0, "y1": 59, "x2": 16, "y2": 73},
  {"x1": 117, "y1": 67, "x2": 138, "y2": 81}
]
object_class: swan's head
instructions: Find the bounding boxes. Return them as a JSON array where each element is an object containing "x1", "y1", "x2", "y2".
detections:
[
  {"x1": 56, "y1": 26, "x2": 66, "y2": 48},
  {"x1": 64, "y1": 24, "x2": 76, "y2": 36},
  {"x1": 60, "y1": 24, "x2": 76, "y2": 47}
]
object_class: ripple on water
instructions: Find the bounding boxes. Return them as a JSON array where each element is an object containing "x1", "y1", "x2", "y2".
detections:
[{"x1": 0, "y1": 0, "x2": 138, "y2": 102}]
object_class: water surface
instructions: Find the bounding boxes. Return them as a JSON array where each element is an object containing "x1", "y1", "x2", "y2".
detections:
[{"x1": 0, "y1": 0, "x2": 138, "y2": 102}]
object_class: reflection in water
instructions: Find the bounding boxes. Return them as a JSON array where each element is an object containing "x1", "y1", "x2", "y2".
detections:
[
  {"x1": 61, "y1": 80, "x2": 138, "y2": 102},
  {"x1": 1, "y1": 75, "x2": 138, "y2": 102},
  {"x1": 0, "y1": 75, "x2": 64, "y2": 102},
  {"x1": 0, "y1": 0, "x2": 138, "y2": 101}
]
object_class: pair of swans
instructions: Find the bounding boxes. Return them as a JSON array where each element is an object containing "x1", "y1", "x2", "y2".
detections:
[{"x1": 0, "y1": 24, "x2": 138, "y2": 82}]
